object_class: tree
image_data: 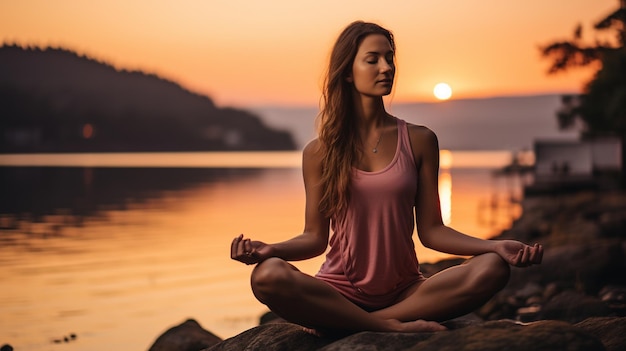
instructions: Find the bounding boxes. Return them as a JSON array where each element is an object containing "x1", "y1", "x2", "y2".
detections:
[{"x1": 540, "y1": 0, "x2": 626, "y2": 184}]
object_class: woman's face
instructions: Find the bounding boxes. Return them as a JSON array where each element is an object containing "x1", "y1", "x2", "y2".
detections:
[{"x1": 349, "y1": 34, "x2": 395, "y2": 97}]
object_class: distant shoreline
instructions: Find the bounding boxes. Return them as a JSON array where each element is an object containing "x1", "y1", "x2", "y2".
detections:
[
  {"x1": 251, "y1": 94, "x2": 580, "y2": 150},
  {"x1": 0, "y1": 150, "x2": 518, "y2": 169}
]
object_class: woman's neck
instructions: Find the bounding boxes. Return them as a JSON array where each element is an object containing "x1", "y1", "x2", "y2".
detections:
[{"x1": 352, "y1": 94, "x2": 387, "y2": 127}]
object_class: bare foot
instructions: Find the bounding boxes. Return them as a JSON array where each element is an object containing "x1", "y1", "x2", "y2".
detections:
[
  {"x1": 389, "y1": 319, "x2": 447, "y2": 333},
  {"x1": 301, "y1": 326, "x2": 325, "y2": 337}
]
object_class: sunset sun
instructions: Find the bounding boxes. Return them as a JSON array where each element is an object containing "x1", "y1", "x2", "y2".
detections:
[{"x1": 433, "y1": 83, "x2": 452, "y2": 100}]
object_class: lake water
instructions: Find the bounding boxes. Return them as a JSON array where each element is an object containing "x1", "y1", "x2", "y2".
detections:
[{"x1": 0, "y1": 151, "x2": 526, "y2": 350}]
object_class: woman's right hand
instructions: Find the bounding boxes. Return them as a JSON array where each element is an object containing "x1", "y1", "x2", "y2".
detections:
[
  {"x1": 230, "y1": 234, "x2": 274, "y2": 265},
  {"x1": 493, "y1": 240, "x2": 543, "y2": 267}
]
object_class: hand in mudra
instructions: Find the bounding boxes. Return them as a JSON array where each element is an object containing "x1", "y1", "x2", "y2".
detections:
[
  {"x1": 231, "y1": 234, "x2": 273, "y2": 265},
  {"x1": 494, "y1": 240, "x2": 543, "y2": 267}
]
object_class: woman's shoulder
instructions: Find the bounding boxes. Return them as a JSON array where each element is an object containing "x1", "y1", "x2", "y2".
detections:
[
  {"x1": 303, "y1": 138, "x2": 322, "y2": 155},
  {"x1": 404, "y1": 121, "x2": 439, "y2": 148},
  {"x1": 302, "y1": 138, "x2": 325, "y2": 166}
]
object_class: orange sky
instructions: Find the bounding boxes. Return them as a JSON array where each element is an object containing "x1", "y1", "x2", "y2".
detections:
[{"x1": 0, "y1": 0, "x2": 618, "y2": 107}]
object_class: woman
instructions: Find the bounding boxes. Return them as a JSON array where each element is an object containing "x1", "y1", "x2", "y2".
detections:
[{"x1": 231, "y1": 21, "x2": 542, "y2": 334}]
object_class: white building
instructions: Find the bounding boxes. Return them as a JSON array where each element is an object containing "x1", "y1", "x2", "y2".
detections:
[{"x1": 533, "y1": 138, "x2": 622, "y2": 183}]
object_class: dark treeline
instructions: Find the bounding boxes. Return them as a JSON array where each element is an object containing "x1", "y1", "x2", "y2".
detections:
[{"x1": 0, "y1": 44, "x2": 295, "y2": 153}]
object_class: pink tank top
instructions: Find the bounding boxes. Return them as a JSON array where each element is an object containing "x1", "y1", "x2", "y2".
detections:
[{"x1": 316, "y1": 118, "x2": 423, "y2": 296}]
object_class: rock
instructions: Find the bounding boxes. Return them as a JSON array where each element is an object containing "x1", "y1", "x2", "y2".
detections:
[
  {"x1": 475, "y1": 292, "x2": 518, "y2": 320},
  {"x1": 259, "y1": 311, "x2": 286, "y2": 325},
  {"x1": 598, "y1": 208, "x2": 626, "y2": 238},
  {"x1": 404, "y1": 319, "x2": 605, "y2": 351},
  {"x1": 148, "y1": 319, "x2": 222, "y2": 351},
  {"x1": 540, "y1": 290, "x2": 613, "y2": 323},
  {"x1": 517, "y1": 305, "x2": 542, "y2": 323},
  {"x1": 543, "y1": 282, "x2": 562, "y2": 301},
  {"x1": 506, "y1": 239, "x2": 625, "y2": 294},
  {"x1": 599, "y1": 285, "x2": 626, "y2": 315},
  {"x1": 197, "y1": 318, "x2": 619, "y2": 351},
  {"x1": 319, "y1": 331, "x2": 434, "y2": 351},
  {"x1": 440, "y1": 313, "x2": 484, "y2": 329},
  {"x1": 203, "y1": 323, "x2": 333, "y2": 351},
  {"x1": 575, "y1": 317, "x2": 626, "y2": 351},
  {"x1": 514, "y1": 282, "x2": 544, "y2": 300},
  {"x1": 599, "y1": 285, "x2": 626, "y2": 304},
  {"x1": 495, "y1": 191, "x2": 626, "y2": 247}
]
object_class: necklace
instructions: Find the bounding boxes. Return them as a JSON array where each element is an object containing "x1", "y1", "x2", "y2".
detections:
[
  {"x1": 372, "y1": 119, "x2": 386, "y2": 153},
  {"x1": 372, "y1": 134, "x2": 382, "y2": 153}
]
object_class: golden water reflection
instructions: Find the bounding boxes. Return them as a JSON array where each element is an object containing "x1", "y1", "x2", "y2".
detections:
[{"x1": 439, "y1": 170, "x2": 452, "y2": 225}]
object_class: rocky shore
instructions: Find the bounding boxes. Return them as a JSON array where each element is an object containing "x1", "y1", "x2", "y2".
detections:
[{"x1": 147, "y1": 189, "x2": 624, "y2": 350}]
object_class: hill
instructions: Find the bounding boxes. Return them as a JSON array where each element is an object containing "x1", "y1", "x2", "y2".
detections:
[{"x1": 0, "y1": 44, "x2": 295, "y2": 152}]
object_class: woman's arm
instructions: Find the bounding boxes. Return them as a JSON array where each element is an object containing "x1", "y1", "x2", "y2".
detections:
[
  {"x1": 409, "y1": 125, "x2": 542, "y2": 266},
  {"x1": 231, "y1": 139, "x2": 331, "y2": 265}
]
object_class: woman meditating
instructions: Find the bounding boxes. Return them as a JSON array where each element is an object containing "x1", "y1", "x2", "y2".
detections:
[{"x1": 231, "y1": 20, "x2": 543, "y2": 334}]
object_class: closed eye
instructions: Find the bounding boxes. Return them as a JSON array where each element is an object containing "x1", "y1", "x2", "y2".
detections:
[{"x1": 386, "y1": 54, "x2": 394, "y2": 65}]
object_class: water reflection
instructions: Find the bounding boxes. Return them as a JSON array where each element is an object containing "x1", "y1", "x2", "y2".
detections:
[
  {"x1": 0, "y1": 167, "x2": 258, "y2": 237},
  {"x1": 439, "y1": 170, "x2": 452, "y2": 225},
  {"x1": 0, "y1": 160, "x2": 523, "y2": 350}
]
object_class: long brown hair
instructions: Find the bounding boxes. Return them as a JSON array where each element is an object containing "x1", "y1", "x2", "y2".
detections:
[{"x1": 317, "y1": 21, "x2": 395, "y2": 218}]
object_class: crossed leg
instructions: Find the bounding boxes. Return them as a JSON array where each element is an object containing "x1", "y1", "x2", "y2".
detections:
[
  {"x1": 373, "y1": 253, "x2": 510, "y2": 322},
  {"x1": 250, "y1": 253, "x2": 509, "y2": 334},
  {"x1": 250, "y1": 257, "x2": 437, "y2": 333}
]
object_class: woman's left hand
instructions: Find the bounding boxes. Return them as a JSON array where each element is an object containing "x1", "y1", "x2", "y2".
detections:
[
  {"x1": 493, "y1": 240, "x2": 543, "y2": 267},
  {"x1": 231, "y1": 234, "x2": 274, "y2": 265}
]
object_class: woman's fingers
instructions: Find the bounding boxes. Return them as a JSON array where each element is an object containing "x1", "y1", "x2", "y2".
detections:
[
  {"x1": 230, "y1": 235, "x2": 261, "y2": 265},
  {"x1": 237, "y1": 238, "x2": 247, "y2": 257},
  {"x1": 520, "y1": 246, "x2": 530, "y2": 266},
  {"x1": 502, "y1": 241, "x2": 544, "y2": 267},
  {"x1": 512, "y1": 246, "x2": 530, "y2": 267},
  {"x1": 244, "y1": 239, "x2": 252, "y2": 255},
  {"x1": 518, "y1": 243, "x2": 543, "y2": 266},
  {"x1": 530, "y1": 243, "x2": 543, "y2": 264},
  {"x1": 231, "y1": 234, "x2": 253, "y2": 261},
  {"x1": 230, "y1": 234, "x2": 243, "y2": 259},
  {"x1": 513, "y1": 248, "x2": 523, "y2": 266}
]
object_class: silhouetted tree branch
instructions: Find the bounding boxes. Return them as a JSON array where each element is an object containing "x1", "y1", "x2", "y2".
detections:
[{"x1": 540, "y1": 0, "x2": 625, "y2": 74}]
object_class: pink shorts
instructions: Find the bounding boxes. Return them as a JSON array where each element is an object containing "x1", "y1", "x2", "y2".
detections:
[{"x1": 316, "y1": 273, "x2": 426, "y2": 311}]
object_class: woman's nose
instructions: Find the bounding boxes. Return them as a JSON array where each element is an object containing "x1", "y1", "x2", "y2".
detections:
[{"x1": 379, "y1": 60, "x2": 393, "y2": 73}]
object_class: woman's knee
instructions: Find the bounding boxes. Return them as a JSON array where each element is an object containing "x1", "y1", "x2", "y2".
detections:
[
  {"x1": 250, "y1": 257, "x2": 294, "y2": 302},
  {"x1": 469, "y1": 253, "x2": 510, "y2": 292}
]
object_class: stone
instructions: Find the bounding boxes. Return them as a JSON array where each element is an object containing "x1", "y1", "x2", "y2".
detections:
[
  {"x1": 540, "y1": 290, "x2": 613, "y2": 323},
  {"x1": 259, "y1": 311, "x2": 286, "y2": 325},
  {"x1": 517, "y1": 305, "x2": 542, "y2": 323},
  {"x1": 599, "y1": 285, "x2": 626, "y2": 316},
  {"x1": 197, "y1": 318, "x2": 617, "y2": 351},
  {"x1": 507, "y1": 239, "x2": 624, "y2": 294},
  {"x1": 148, "y1": 319, "x2": 222, "y2": 351},
  {"x1": 319, "y1": 331, "x2": 433, "y2": 351},
  {"x1": 405, "y1": 319, "x2": 605, "y2": 351},
  {"x1": 575, "y1": 317, "x2": 626, "y2": 351},
  {"x1": 514, "y1": 282, "x2": 544, "y2": 300},
  {"x1": 543, "y1": 282, "x2": 562, "y2": 301},
  {"x1": 203, "y1": 323, "x2": 333, "y2": 351}
]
